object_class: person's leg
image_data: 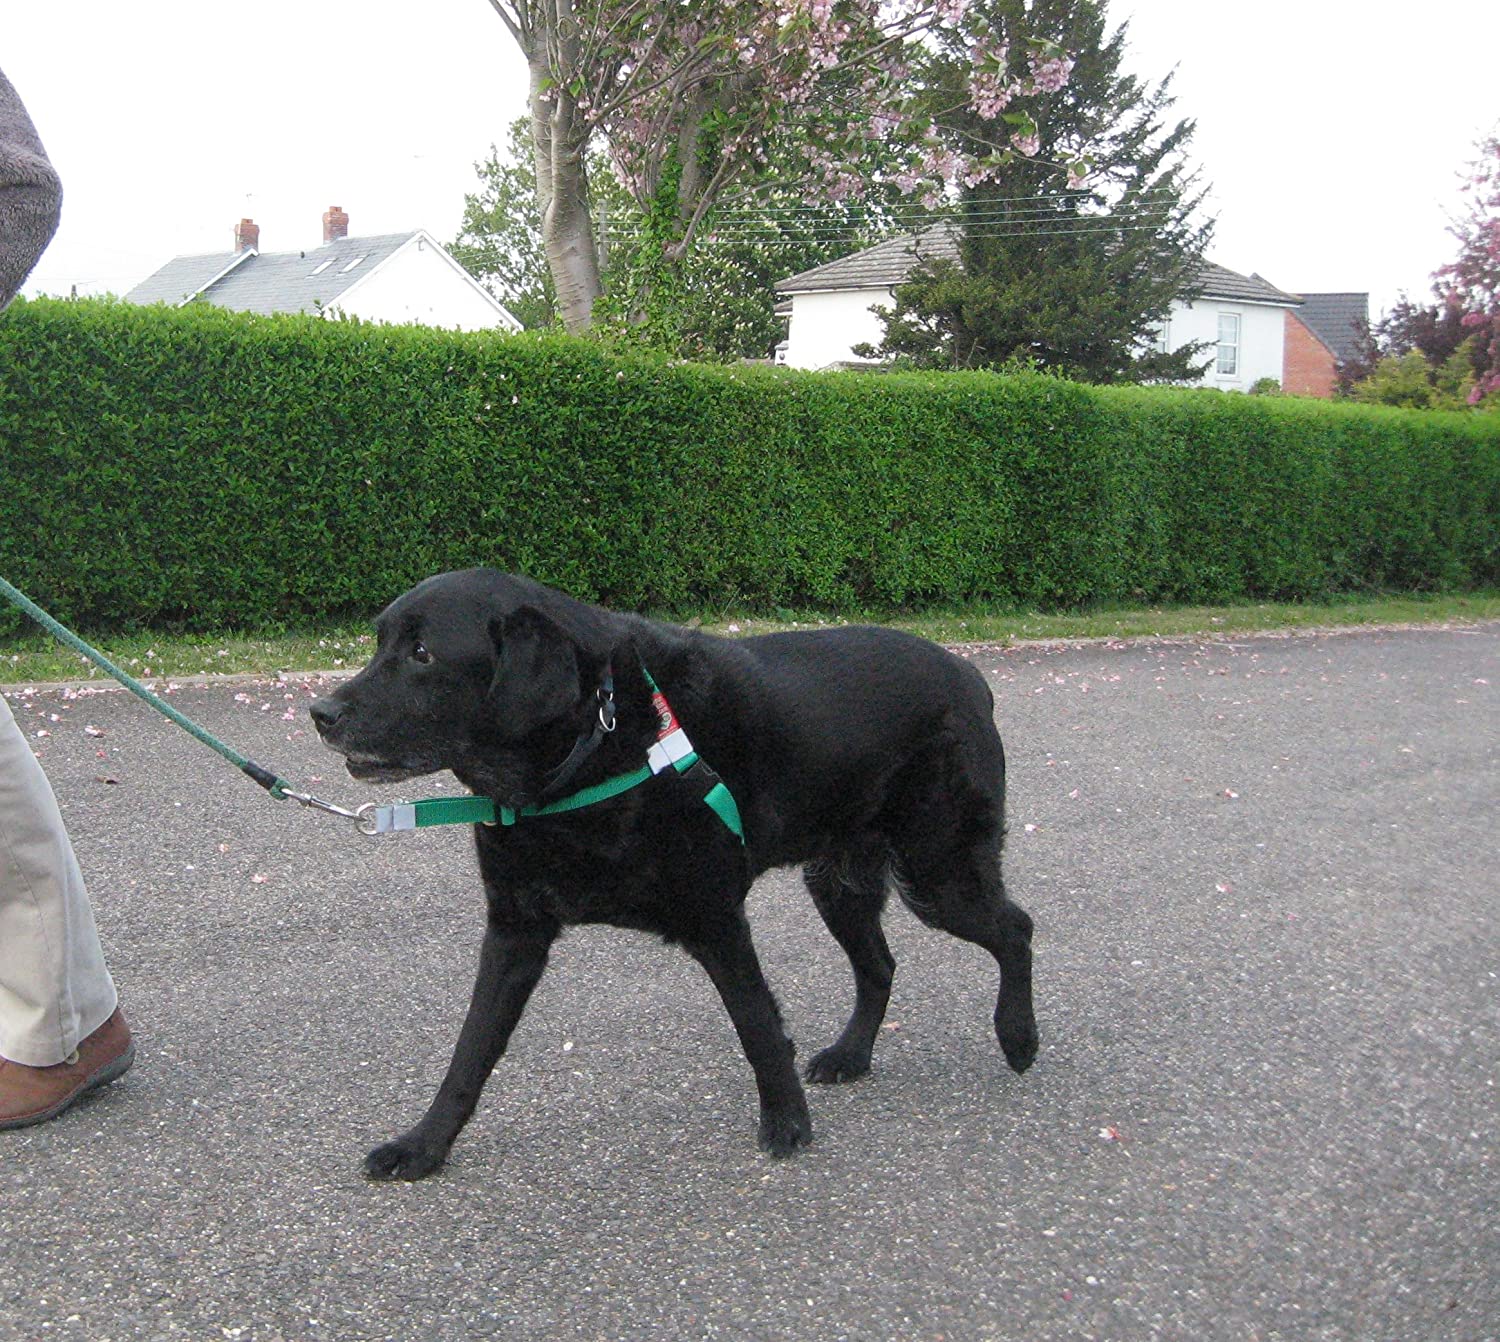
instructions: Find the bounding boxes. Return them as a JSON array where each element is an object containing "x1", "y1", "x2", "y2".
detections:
[{"x1": 0, "y1": 693, "x2": 128, "y2": 1128}]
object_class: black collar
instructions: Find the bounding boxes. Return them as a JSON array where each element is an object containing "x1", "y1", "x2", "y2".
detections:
[{"x1": 536, "y1": 666, "x2": 616, "y2": 803}]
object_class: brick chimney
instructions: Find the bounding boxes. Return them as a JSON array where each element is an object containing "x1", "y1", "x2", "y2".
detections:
[
  {"x1": 234, "y1": 218, "x2": 260, "y2": 253},
  {"x1": 322, "y1": 205, "x2": 349, "y2": 244}
]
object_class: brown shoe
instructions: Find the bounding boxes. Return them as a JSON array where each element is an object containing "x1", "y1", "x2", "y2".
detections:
[{"x1": 0, "y1": 1008, "x2": 135, "y2": 1130}]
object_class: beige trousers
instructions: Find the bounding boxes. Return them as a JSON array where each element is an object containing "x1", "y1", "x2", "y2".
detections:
[{"x1": 0, "y1": 694, "x2": 117, "y2": 1066}]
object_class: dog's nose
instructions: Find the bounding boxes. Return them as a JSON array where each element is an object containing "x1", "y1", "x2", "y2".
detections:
[{"x1": 309, "y1": 696, "x2": 345, "y2": 734}]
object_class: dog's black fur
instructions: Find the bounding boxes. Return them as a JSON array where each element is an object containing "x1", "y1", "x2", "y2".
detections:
[{"x1": 310, "y1": 569, "x2": 1036, "y2": 1180}]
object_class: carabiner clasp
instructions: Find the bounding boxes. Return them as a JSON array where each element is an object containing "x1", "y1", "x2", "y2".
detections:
[{"x1": 280, "y1": 788, "x2": 366, "y2": 823}]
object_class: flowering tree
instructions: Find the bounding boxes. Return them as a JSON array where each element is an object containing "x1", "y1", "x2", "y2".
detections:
[
  {"x1": 1437, "y1": 133, "x2": 1500, "y2": 406},
  {"x1": 452, "y1": 116, "x2": 910, "y2": 357},
  {"x1": 482, "y1": 0, "x2": 1072, "y2": 332},
  {"x1": 1346, "y1": 135, "x2": 1500, "y2": 409}
]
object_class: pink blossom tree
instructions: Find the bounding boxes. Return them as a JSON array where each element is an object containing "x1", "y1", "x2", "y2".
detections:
[
  {"x1": 1437, "y1": 133, "x2": 1500, "y2": 406},
  {"x1": 482, "y1": 0, "x2": 1072, "y2": 332}
]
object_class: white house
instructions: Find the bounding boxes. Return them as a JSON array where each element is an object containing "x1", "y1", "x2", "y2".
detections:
[
  {"x1": 773, "y1": 223, "x2": 1305, "y2": 390},
  {"x1": 126, "y1": 206, "x2": 519, "y2": 332},
  {"x1": 1153, "y1": 267, "x2": 1297, "y2": 389}
]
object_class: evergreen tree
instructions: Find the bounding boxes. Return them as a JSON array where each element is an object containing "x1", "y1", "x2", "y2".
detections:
[{"x1": 866, "y1": 0, "x2": 1212, "y2": 381}]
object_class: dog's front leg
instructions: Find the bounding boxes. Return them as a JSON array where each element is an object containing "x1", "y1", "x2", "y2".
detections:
[
  {"x1": 364, "y1": 920, "x2": 557, "y2": 1181},
  {"x1": 684, "y1": 912, "x2": 813, "y2": 1157}
]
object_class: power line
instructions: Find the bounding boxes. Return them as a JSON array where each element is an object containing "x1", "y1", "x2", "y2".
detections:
[
  {"x1": 666, "y1": 199, "x2": 1179, "y2": 228},
  {"x1": 606, "y1": 219, "x2": 1185, "y2": 247},
  {"x1": 691, "y1": 208, "x2": 1174, "y2": 237},
  {"x1": 644, "y1": 207, "x2": 1177, "y2": 239},
  {"x1": 707, "y1": 205, "x2": 1174, "y2": 229},
  {"x1": 708, "y1": 190, "x2": 1176, "y2": 218}
]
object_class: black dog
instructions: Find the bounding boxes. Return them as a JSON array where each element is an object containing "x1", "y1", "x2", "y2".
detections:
[{"x1": 310, "y1": 569, "x2": 1036, "y2": 1180}]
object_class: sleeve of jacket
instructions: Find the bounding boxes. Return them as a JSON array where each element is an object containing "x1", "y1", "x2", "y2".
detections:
[{"x1": 0, "y1": 65, "x2": 63, "y2": 312}]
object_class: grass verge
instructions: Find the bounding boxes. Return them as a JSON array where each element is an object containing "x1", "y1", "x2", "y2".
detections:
[{"x1": 2, "y1": 591, "x2": 1497, "y2": 687}]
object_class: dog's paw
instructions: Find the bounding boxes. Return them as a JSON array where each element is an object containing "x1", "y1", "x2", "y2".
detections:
[
  {"x1": 363, "y1": 1133, "x2": 448, "y2": 1182},
  {"x1": 804, "y1": 1045, "x2": 871, "y2": 1085},
  {"x1": 995, "y1": 1010, "x2": 1039, "y2": 1074},
  {"x1": 758, "y1": 1100, "x2": 814, "y2": 1158}
]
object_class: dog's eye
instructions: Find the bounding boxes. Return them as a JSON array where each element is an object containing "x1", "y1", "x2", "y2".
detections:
[{"x1": 412, "y1": 642, "x2": 433, "y2": 665}]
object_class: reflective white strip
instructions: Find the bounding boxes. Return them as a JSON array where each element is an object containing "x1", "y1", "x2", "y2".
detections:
[
  {"x1": 647, "y1": 727, "x2": 694, "y2": 773},
  {"x1": 368, "y1": 803, "x2": 418, "y2": 833}
]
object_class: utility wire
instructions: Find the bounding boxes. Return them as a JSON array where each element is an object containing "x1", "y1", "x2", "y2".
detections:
[
  {"x1": 708, "y1": 187, "x2": 1178, "y2": 216},
  {"x1": 708, "y1": 206, "x2": 1174, "y2": 228},
  {"x1": 691, "y1": 209, "x2": 1174, "y2": 235},
  {"x1": 609, "y1": 217, "x2": 1178, "y2": 245}
]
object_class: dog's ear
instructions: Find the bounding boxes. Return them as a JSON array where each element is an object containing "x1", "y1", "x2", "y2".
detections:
[{"x1": 488, "y1": 605, "x2": 584, "y2": 739}]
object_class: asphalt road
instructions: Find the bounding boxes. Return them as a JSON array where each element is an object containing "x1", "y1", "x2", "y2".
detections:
[{"x1": 2, "y1": 623, "x2": 1496, "y2": 1342}]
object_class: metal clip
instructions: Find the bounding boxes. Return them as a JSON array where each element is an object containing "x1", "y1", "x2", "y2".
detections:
[{"x1": 280, "y1": 788, "x2": 367, "y2": 823}]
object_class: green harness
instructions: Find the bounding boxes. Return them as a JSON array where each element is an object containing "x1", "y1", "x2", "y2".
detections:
[{"x1": 356, "y1": 668, "x2": 745, "y2": 843}]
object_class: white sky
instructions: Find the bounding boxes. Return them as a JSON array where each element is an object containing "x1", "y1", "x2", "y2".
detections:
[{"x1": 7, "y1": 0, "x2": 1499, "y2": 320}]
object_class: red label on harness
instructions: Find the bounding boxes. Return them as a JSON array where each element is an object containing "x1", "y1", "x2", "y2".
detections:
[{"x1": 651, "y1": 690, "x2": 679, "y2": 740}]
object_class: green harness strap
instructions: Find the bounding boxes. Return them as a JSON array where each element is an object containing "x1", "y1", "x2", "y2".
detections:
[
  {"x1": 372, "y1": 748, "x2": 745, "y2": 844},
  {"x1": 504, "y1": 748, "x2": 744, "y2": 840},
  {"x1": 370, "y1": 664, "x2": 746, "y2": 843}
]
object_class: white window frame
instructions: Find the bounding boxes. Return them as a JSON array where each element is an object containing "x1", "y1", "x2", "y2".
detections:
[{"x1": 1216, "y1": 312, "x2": 1241, "y2": 377}]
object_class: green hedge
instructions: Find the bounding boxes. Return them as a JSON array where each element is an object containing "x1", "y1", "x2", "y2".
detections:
[{"x1": 2, "y1": 297, "x2": 1497, "y2": 634}]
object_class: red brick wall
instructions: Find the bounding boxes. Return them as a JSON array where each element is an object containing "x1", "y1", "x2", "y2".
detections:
[{"x1": 1283, "y1": 312, "x2": 1337, "y2": 398}]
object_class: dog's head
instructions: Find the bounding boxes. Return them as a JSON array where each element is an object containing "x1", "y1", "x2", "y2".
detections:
[{"x1": 309, "y1": 569, "x2": 618, "y2": 795}]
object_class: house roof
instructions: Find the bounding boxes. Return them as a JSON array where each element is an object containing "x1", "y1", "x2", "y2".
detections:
[
  {"x1": 128, "y1": 232, "x2": 415, "y2": 313},
  {"x1": 774, "y1": 224, "x2": 961, "y2": 294},
  {"x1": 1289, "y1": 292, "x2": 1369, "y2": 365},
  {"x1": 126, "y1": 230, "x2": 518, "y2": 328},
  {"x1": 774, "y1": 221, "x2": 1303, "y2": 308},
  {"x1": 125, "y1": 249, "x2": 259, "y2": 306},
  {"x1": 1200, "y1": 264, "x2": 1301, "y2": 307}
]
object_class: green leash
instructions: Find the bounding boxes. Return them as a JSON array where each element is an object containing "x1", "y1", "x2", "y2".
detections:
[
  {"x1": 2, "y1": 575, "x2": 745, "y2": 843},
  {"x1": 0, "y1": 573, "x2": 302, "y2": 802}
]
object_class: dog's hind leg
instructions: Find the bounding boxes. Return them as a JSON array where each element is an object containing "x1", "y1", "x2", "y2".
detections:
[
  {"x1": 894, "y1": 838, "x2": 1038, "y2": 1075},
  {"x1": 682, "y1": 911, "x2": 813, "y2": 1157},
  {"x1": 803, "y1": 844, "x2": 895, "y2": 1084},
  {"x1": 363, "y1": 920, "x2": 558, "y2": 1181}
]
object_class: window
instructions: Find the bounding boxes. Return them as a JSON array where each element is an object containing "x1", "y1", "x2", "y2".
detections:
[
  {"x1": 1154, "y1": 318, "x2": 1171, "y2": 354},
  {"x1": 340, "y1": 255, "x2": 367, "y2": 273},
  {"x1": 309, "y1": 260, "x2": 333, "y2": 275},
  {"x1": 1216, "y1": 312, "x2": 1240, "y2": 376}
]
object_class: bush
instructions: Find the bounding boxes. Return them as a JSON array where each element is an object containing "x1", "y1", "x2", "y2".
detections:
[
  {"x1": 1348, "y1": 349, "x2": 1477, "y2": 412},
  {"x1": 2, "y1": 297, "x2": 1497, "y2": 635}
]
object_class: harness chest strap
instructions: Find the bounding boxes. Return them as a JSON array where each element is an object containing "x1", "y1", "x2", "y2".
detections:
[{"x1": 360, "y1": 673, "x2": 744, "y2": 843}]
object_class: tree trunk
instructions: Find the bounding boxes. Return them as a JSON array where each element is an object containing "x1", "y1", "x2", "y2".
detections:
[{"x1": 527, "y1": 46, "x2": 601, "y2": 331}]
